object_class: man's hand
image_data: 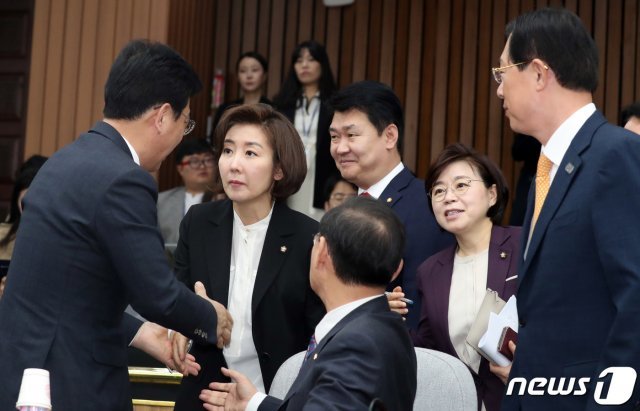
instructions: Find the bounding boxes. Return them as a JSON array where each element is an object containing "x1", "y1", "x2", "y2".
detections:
[
  {"x1": 194, "y1": 281, "x2": 233, "y2": 349},
  {"x1": 200, "y1": 367, "x2": 257, "y2": 411},
  {"x1": 131, "y1": 322, "x2": 201, "y2": 376}
]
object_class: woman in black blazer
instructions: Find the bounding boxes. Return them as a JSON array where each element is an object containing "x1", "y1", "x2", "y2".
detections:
[{"x1": 171, "y1": 104, "x2": 324, "y2": 410}]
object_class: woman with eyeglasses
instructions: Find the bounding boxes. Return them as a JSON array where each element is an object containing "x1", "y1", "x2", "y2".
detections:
[
  {"x1": 388, "y1": 143, "x2": 520, "y2": 411},
  {"x1": 170, "y1": 104, "x2": 324, "y2": 411},
  {"x1": 274, "y1": 40, "x2": 338, "y2": 221}
]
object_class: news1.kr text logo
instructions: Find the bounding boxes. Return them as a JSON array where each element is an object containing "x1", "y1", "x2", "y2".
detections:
[{"x1": 506, "y1": 367, "x2": 637, "y2": 405}]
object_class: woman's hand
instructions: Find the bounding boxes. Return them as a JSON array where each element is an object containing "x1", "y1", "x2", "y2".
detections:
[
  {"x1": 490, "y1": 341, "x2": 516, "y2": 384},
  {"x1": 386, "y1": 286, "x2": 409, "y2": 317}
]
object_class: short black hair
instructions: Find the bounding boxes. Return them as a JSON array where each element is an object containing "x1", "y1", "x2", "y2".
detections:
[
  {"x1": 103, "y1": 40, "x2": 202, "y2": 120},
  {"x1": 506, "y1": 8, "x2": 598, "y2": 93},
  {"x1": 425, "y1": 143, "x2": 509, "y2": 225},
  {"x1": 174, "y1": 139, "x2": 213, "y2": 164},
  {"x1": 323, "y1": 173, "x2": 357, "y2": 203},
  {"x1": 236, "y1": 51, "x2": 268, "y2": 73},
  {"x1": 621, "y1": 102, "x2": 640, "y2": 126},
  {"x1": 329, "y1": 80, "x2": 404, "y2": 153},
  {"x1": 319, "y1": 196, "x2": 405, "y2": 287}
]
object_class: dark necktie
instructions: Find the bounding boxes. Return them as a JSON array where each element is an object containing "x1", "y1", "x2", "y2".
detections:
[{"x1": 304, "y1": 334, "x2": 317, "y2": 361}]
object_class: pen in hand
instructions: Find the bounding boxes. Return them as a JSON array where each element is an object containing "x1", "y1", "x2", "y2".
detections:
[{"x1": 385, "y1": 291, "x2": 414, "y2": 305}]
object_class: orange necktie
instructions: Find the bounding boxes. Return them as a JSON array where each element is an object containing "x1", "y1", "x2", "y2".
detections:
[{"x1": 531, "y1": 153, "x2": 553, "y2": 231}]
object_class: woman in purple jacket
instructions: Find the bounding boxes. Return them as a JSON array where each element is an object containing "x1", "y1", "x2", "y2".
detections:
[{"x1": 390, "y1": 143, "x2": 519, "y2": 411}]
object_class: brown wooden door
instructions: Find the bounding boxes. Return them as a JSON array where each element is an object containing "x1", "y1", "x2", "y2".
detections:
[{"x1": 0, "y1": 0, "x2": 34, "y2": 217}]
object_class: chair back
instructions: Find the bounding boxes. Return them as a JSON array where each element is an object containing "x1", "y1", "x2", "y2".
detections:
[
  {"x1": 268, "y1": 351, "x2": 305, "y2": 399},
  {"x1": 413, "y1": 347, "x2": 477, "y2": 411}
]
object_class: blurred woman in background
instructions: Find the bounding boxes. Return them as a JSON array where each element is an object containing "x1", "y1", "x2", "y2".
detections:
[
  {"x1": 274, "y1": 40, "x2": 338, "y2": 220},
  {"x1": 212, "y1": 51, "x2": 272, "y2": 131}
]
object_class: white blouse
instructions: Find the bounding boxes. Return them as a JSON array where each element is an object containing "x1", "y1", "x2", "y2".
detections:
[
  {"x1": 287, "y1": 93, "x2": 324, "y2": 221},
  {"x1": 223, "y1": 205, "x2": 273, "y2": 393},
  {"x1": 448, "y1": 248, "x2": 489, "y2": 374}
]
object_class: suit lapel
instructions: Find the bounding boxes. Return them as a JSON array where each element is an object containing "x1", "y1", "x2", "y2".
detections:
[
  {"x1": 486, "y1": 226, "x2": 516, "y2": 297},
  {"x1": 520, "y1": 112, "x2": 606, "y2": 280},
  {"x1": 205, "y1": 201, "x2": 233, "y2": 306},
  {"x1": 379, "y1": 165, "x2": 411, "y2": 207},
  {"x1": 251, "y1": 202, "x2": 294, "y2": 313}
]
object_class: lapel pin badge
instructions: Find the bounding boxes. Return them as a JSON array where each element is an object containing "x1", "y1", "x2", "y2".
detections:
[
  {"x1": 280, "y1": 246, "x2": 287, "y2": 253},
  {"x1": 565, "y1": 163, "x2": 575, "y2": 174},
  {"x1": 386, "y1": 197, "x2": 392, "y2": 203},
  {"x1": 313, "y1": 353, "x2": 318, "y2": 360},
  {"x1": 500, "y1": 251, "x2": 507, "y2": 259}
]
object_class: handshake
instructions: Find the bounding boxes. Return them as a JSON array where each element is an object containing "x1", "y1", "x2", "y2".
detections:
[{"x1": 132, "y1": 281, "x2": 234, "y2": 376}]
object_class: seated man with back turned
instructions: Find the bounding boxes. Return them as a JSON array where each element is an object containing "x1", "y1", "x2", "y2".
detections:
[
  {"x1": 158, "y1": 138, "x2": 215, "y2": 244},
  {"x1": 201, "y1": 196, "x2": 417, "y2": 411}
]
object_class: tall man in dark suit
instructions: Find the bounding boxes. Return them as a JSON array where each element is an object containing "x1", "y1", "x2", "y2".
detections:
[
  {"x1": 201, "y1": 197, "x2": 417, "y2": 411},
  {"x1": 327, "y1": 81, "x2": 453, "y2": 330},
  {"x1": 0, "y1": 40, "x2": 232, "y2": 411},
  {"x1": 495, "y1": 8, "x2": 640, "y2": 410}
]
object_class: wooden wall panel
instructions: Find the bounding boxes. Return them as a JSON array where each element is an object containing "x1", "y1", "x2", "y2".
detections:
[
  {"x1": 23, "y1": 0, "x2": 640, "y2": 220},
  {"x1": 25, "y1": 0, "x2": 170, "y2": 159}
]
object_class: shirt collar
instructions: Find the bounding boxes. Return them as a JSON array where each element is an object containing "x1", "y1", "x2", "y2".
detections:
[
  {"x1": 358, "y1": 162, "x2": 404, "y2": 198},
  {"x1": 120, "y1": 135, "x2": 140, "y2": 166},
  {"x1": 541, "y1": 103, "x2": 596, "y2": 167},
  {"x1": 314, "y1": 295, "x2": 381, "y2": 344}
]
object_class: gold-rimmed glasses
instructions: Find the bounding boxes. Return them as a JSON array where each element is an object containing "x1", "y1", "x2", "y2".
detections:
[{"x1": 491, "y1": 61, "x2": 528, "y2": 84}]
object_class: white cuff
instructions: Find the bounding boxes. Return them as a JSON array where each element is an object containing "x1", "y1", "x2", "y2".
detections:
[{"x1": 246, "y1": 392, "x2": 268, "y2": 411}]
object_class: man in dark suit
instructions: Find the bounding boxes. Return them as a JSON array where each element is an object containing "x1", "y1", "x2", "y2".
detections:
[
  {"x1": 201, "y1": 197, "x2": 417, "y2": 410},
  {"x1": 495, "y1": 9, "x2": 640, "y2": 410},
  {"x1": 327, "y1": 81, "x2": 453, "y2": 330},
  {"x1": 0, "y1": 40, "x2": 232, "y2": 411}
]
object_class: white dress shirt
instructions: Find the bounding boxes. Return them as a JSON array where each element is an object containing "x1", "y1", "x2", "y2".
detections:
[
  {"x1": 358, "y1": 162, "x2": 404, "y2": 199},
  {"x1": 121, "y1": 135, "x2": 140, "y2": 166},
  {"x1": 223, "y1": 205, "x2": 274, "y2": 394},
  {"x1": 246, "y1": 295, "x2": 382, "y2": 410},
  {"x1": 541, "y1": 103, "x2": 596, "y2": 184},
  {"x1": 183, "y1": 192, "x2": 204, "y2": 215}
]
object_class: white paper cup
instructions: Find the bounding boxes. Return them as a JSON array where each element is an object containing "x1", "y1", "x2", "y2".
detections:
[{"x1": 15, "y1": 368, "x2": 51, "y2": 410}]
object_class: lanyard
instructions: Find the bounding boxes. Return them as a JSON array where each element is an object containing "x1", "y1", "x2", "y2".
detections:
[{"x1": 301, "y1": 97, "x2": 320, "y2": 139}]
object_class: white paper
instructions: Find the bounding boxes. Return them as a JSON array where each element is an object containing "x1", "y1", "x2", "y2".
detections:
[{"x1": 477, "y1": 295, "x2": 518, "y2": 366}]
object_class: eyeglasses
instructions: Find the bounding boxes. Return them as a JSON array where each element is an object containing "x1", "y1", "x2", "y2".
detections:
[
  {"x1": 429, "y1": 179, "x2": 483, "y2": 202},
  {"x1": 152, "y1": 105, "x2": 195, "y2": 135},
  {"x1": 330, "y1": 192, "x2": 356, "y2": 202},
  {"x1": 179, "y1": 157, "x2": 215, "y2": 169},
  {"x1": 491, "y1": 61, "x2": 528, "y2": 84},
  {"x1": 181, "y1": 112, "x2": 196, "y2": 136}
]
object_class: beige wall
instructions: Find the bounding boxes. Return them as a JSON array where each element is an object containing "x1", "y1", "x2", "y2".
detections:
[{"x1": 24, "y1": 0, "x2": 170, "y2": 158}]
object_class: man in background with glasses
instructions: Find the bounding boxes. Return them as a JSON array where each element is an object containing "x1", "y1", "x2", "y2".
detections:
[
  {"x1": 158, "y1": 139, "x2": 216, "y2": 244},
  {"x1": 0, "y1": 40, "x2": 232, "y2": 411},
  {"x1": 495, "y1": 8, "x2": 640, "y2": 410}
]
